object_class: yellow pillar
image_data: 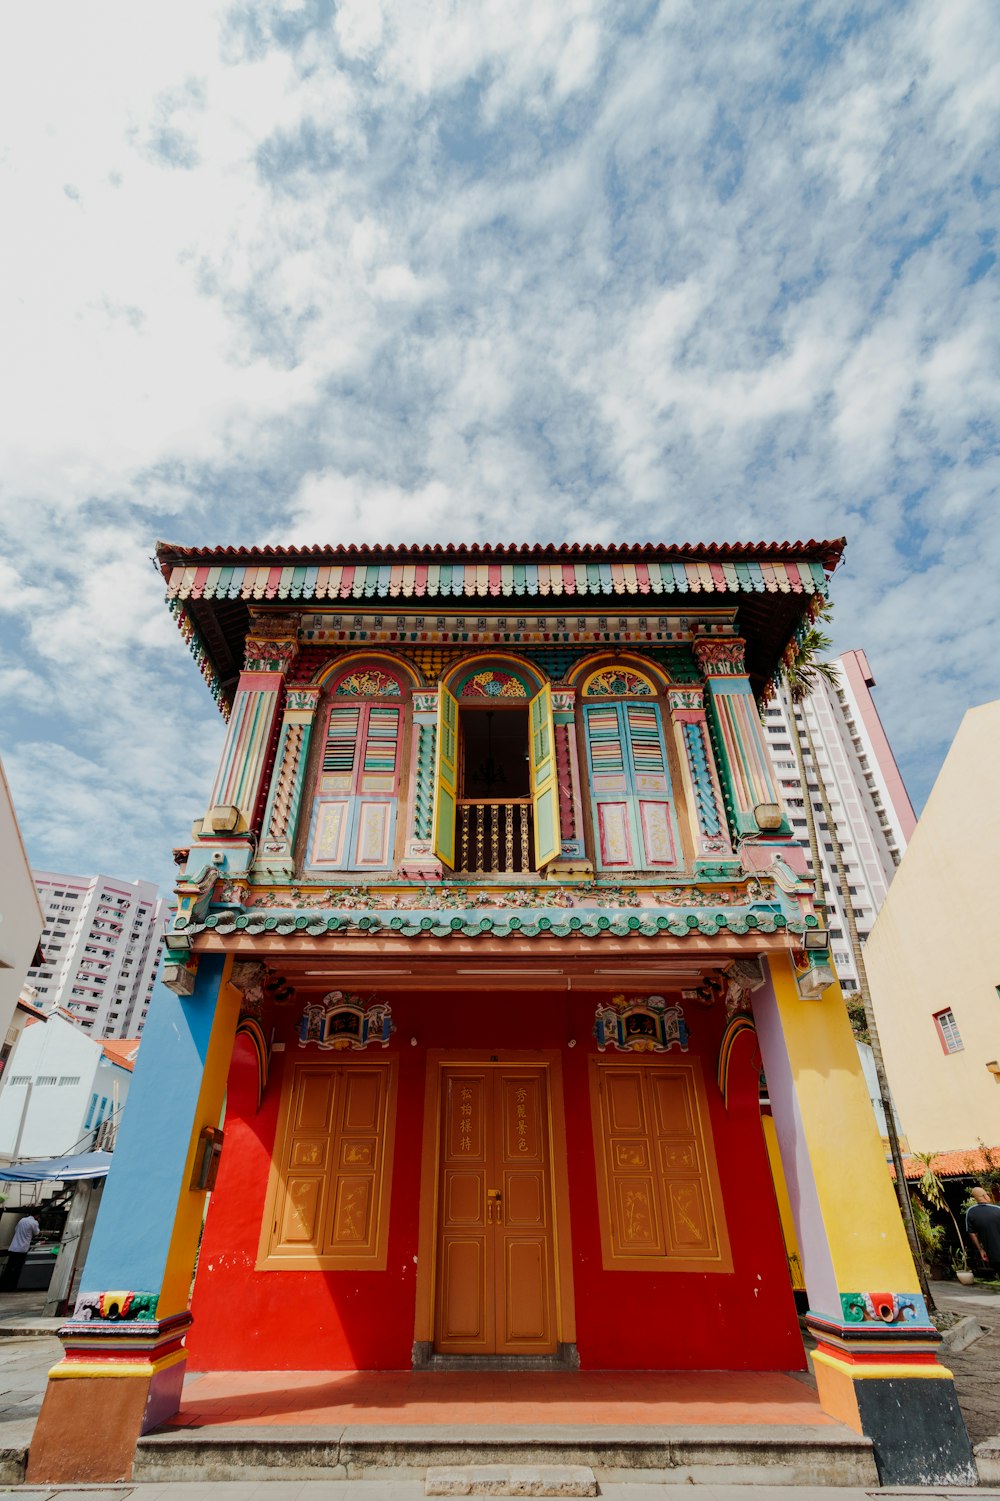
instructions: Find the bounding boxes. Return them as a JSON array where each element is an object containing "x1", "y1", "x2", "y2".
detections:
[{"x1": 753, "y1": 953, "x2": 975, "y2": 1485}]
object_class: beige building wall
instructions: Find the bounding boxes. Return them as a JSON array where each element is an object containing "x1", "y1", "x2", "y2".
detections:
[
  {"x1": 0, "y1": 758, "x2": 45, "y2": 1054},
  {"x1": 865, "y1": 701, "x2": 1000, "y2": 1153}
]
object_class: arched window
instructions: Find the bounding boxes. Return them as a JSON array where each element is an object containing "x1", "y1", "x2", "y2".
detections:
[
  {"x1": 431, "y1": 663, "x2": 559, "y2": 874},
  {"x1": 306, "y1": 664, "x2": 407, "y2": 872},
  {"x1": 580, "y1": 666, "x2": 680, "y2": 871}
]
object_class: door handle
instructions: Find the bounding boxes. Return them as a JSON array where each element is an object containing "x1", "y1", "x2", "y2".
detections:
[{"x1": 487, "y1": 1188, "x2": 502, "y2": 1224}]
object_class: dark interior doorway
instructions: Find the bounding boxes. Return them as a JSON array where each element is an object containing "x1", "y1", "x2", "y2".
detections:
[{"x1": 459, "y1": 708, "x2": 530, "y2": 800}]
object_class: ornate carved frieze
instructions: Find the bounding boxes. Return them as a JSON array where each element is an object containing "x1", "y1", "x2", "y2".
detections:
[
  {"x1": 667, "y1": 686, "x2": 705, "y2": 712},
  {"x1": 840, "y1": 1292, "x2": 927, "y2": 1326},
  {"x1": 593, "y1": 995, "x2": 689, "y2": 1053},
  {"x1": 244, "y1": 636, "x2": 298, "y2": 673},
  {"x1": 285, "y1": 686, "x2": 322, "y2": 712},
  {"x1": 692, "y1": 637, "x2": 747, "y2": 677},
  {"x1": 229, "y1": 878, "x2": 776, "y2": 911}
]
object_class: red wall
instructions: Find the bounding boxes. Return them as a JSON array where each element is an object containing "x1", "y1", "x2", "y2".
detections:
[{"x1": 189, "y1": 989, "x2": 803, "y2": 1372}]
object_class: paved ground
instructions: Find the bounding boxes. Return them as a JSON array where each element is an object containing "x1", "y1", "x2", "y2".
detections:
[
  {"x1": 3, "y1": 1483, "x2": 1000, "y2": 1499},
  {"x1": 0, "y1": 1282, "x2": 998, "y2": 1491}
]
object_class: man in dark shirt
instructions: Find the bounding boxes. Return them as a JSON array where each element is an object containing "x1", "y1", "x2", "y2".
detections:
[{"x1": 966, "y1": 1187, "x2": 1000, "y2": 1273}]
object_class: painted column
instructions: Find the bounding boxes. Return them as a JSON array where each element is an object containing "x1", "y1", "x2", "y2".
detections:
[
  {"x1": 400, "y1": 688, "x2": 443, "y2": 879},
  {"x1": 547, "y1": 688, "x2": 592, "y2": 876},
  {"x1": 255, "y1": 685, "x2": 320, "y2": 878},
  {"x1": 666, "y1": 685, "x2": 734, "y2": 861},
  {"x1": 202, "y1": 618, "x2": 299, "y2": 836},
  {"x1": 754, "y1": 953, "x2": 975, "y2": 1486},
  {"x1": 28, "y1": 954, "x2": 240, "y2": 1483},
  {"x1": 692, "y1": 637, "x2": 789, "y2": 840}
]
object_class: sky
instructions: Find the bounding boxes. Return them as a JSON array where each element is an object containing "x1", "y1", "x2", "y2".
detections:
[{"x1": 1, "y1": 0, "x2": 998, "y2": 902}]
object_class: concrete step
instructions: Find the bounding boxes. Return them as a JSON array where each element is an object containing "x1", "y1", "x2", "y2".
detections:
[
  {"x1": 426, "y1": 1464, "x2": 596, "y2": 1495},
  {"x1": 133, "y1": 1422, "x2": 878, "y2": 1487}
]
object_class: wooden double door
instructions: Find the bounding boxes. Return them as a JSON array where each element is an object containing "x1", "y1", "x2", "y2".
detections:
[{"x1": 434, "y1": 1064, "x2": 557, "y2": 1355}]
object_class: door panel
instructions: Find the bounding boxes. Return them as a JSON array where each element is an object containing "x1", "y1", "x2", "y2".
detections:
[
  {"x1": 435, "y1": 1065, "x2": 557, "y2": 1355},
  {"x1": 440, "y1": 1238, "x2": 487, "y2": 1343}
]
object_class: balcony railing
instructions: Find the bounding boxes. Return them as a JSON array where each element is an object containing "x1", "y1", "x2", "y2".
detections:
[{"x1": 456, "y1": 799, "x2": 535, "y2": 875}]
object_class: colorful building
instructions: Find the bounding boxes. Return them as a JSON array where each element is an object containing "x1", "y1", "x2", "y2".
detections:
[{"x1": 29, "y1": 542, "x2": 974, "y2": 1486}]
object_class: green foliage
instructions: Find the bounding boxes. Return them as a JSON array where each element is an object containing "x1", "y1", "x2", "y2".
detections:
[
  {"x1": 846, "y1": 995, "x2": 869, "y2": 1043},
  {"x1": 910, "y1": 1193, "x2": 945, "y2": 1261},
  {"x1": 965, "y1": 1141, "x2": 1000, "y2": 1198}
]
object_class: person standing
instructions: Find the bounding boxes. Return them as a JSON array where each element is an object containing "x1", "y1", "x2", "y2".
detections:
[
  {"x1": 966, "y1": 1187, "x2": 1000, "y2": 1275},
  {"x1": 0, "y1": 1209, "x2": 39, "y2": 1291}
]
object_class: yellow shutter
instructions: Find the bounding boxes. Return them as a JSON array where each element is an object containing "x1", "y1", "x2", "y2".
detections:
[
  {"x1": 432, "y1": 684, "x2": 459, "y2": 868},
  {"x1": 529, "y1": 683, "x2": 560, "y2": 868}
]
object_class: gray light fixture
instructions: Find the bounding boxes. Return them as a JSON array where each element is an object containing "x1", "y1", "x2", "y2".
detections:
[{"x1": 754, "y1": 802, "x2": 783, "y2": 831}]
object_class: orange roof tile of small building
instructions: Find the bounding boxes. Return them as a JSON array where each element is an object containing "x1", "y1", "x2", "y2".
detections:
[
  {"x1": 101, "y1": 1038, "x2": 141, "y2": 1072},
  {"x1": 893, "y1": 1147, "x2": 1000, "y2": 1180}
]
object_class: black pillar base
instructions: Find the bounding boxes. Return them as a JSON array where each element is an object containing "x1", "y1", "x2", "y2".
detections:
[{"x1": 856, "y1": 1376, "x2": 977, "y2": 1486}]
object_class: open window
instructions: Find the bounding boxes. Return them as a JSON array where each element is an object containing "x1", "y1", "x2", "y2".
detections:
[{"x1": 432, "y1": 671, "x2": 558, "y2": 874}]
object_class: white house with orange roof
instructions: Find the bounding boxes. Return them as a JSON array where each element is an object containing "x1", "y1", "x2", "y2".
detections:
[{"x1": 0, "y1": 1008, "x2": 139, "y2": 1162}]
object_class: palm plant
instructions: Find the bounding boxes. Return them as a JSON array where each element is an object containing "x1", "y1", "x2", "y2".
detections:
[
  {"x1": 781, "y1": 606, "x2": 931, "y2": 1307},
  {"x1": 914, "y1": 1151, "x2": 966, "y2": 1262}
]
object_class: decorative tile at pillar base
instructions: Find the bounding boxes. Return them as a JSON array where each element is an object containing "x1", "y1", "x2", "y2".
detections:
[
  {"x1": 27, "y1": 1311, "x2": 192, "y2": 1483},
  {"x1": 807, "y1": 1303, "x2": 976, "y2": 1486}
]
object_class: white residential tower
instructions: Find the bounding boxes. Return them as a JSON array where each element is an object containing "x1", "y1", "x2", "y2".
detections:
[
  {"x1": 24, "y1": 873, "x2": 168, "y2": 1039},
  {"x1": 762, "y1": 649, "x2": 916, "y2": 995}
]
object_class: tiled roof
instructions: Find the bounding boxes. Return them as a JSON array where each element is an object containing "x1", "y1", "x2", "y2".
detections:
[
  {"x1": 157, "y1": 539, "x2": 846, "y2": 566},
  {"x1": 159, "y1": 543, "x2": 842, "y2": 604},
  {"x1": 156, "y1": 538, "x2": 844, "y2": 714},
  {"x1": 897, "y1": 1147, "x2": 1000, "y2": 1181},
  {"x1": 100, "y1": 1039, "x2": 140, "y2": 1072},
  {"x1": 172, "y1": 903, "x2": 816, "y2": 944}
]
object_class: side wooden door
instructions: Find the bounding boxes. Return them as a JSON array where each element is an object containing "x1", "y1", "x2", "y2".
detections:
[{"x1": 435, "y1": 1065, "x2": 557, "y2": 1355}]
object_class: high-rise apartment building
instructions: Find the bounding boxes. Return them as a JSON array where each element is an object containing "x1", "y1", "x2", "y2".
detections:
[
  {"x1": 761, "y1": 648, "x2": 916, "y2": 995},
  {"x1": 24, "y1": 873, "x2": 168, "y2": 1039}
]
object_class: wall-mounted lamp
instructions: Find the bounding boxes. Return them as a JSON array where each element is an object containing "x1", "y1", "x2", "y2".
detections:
[
  {"x1": 206, "y1": 804, "x2": 244, "y2": 834},
  {"x1": 754, "y1": 802, "x2": 784, "y2": 832},
  {"x1": 986, "y1": 1061, "x2": 1000, "y2": 1079},
  {"x1": 803, "y1": 927, "x2": 831, "y2": 951}
]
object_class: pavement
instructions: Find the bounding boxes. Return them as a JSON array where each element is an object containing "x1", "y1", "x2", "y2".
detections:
[{"x1": 0, "y1": 1282, "x2": 997, "y2": 1493}]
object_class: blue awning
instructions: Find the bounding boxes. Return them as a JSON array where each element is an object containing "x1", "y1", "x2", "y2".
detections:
[{"x1": 0, "y1": 1152, "x2": 112, "y2": 1182}]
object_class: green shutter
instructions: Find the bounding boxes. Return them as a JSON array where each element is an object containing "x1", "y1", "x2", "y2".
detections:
[
  {"x1": 432, "y1": 686, "x2": 459, "y2": 868},
  {"x1": 529, "y1": 683, "x2": 560, "y2": 868}
]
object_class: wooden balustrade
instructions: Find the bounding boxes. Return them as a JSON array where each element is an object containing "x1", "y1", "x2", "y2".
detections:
[{"x1": 456, "y1": 799, "x2": 535, "y2": 875}]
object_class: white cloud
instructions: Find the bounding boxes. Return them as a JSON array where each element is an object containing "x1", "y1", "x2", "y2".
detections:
[{"x1": 1, "y1": 0, "x2": 999, "y2": 894}]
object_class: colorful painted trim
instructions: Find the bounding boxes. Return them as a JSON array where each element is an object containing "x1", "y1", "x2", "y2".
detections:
[
  {"x1": 582, "y1": 667, "x2": 655, "y2": 696},
  {"x1": 456, "y1": 668, "x2": 529, "y2": 698},
  {"x1": 166, "y1": 557, "x2": 831, "y2": 603},
  {"x1": 168, "y1": 599, "x2": 229, "y2": 718},
  {"x1": 840, "y1": 1292, "x2": 929, "y2": 1326},
  {"x1": 332, "y1": 667, "x2": 403, "y2": 696},
  {"x1": 717, "y1": 1015, "x2": 757, "y2": 1106},
  {"x1": 235, "y1": 1016, "x2": 269, "y2": 1108}
]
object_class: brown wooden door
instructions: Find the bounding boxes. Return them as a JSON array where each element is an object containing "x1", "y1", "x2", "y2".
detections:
[{"x1": 435, "y1": 1065, "x2": 557, "y2": 1355}]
